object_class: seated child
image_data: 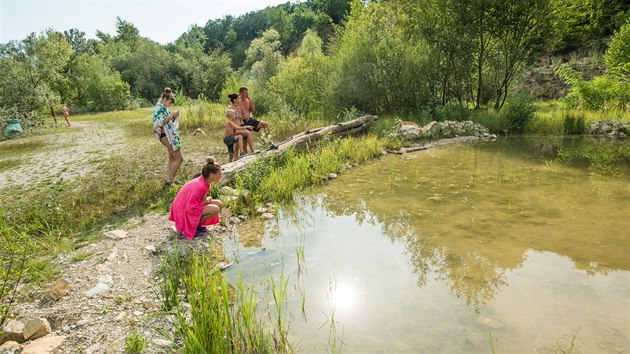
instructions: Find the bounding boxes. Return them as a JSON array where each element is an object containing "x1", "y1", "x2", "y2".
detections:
[{"x1": 224, "y1": 109, "x2": 255, "y2": 162}]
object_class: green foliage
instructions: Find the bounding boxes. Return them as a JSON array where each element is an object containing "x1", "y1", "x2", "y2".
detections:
[
  {"x1": 605, "y1": 19, "x2": 630, "y2": 75},
  {"x1": 231, "y1": 135, "x2": 382, "y2": 214},
  {"x1": 502, "y1": 93, "x2": 536, "y2": 134},
  {"x1": 563, "y1": 111, "x2": 587, "y2": 134},
  {"x1": 0, "y1": 219, "x2": 33, "y2": 326},
  {"x1": 0, "y1": 30, "x2": 72, "y2": 126},
  {"x1": 470, "y1": 109, "x2": 509, "y2": 134},
  {"x1": 548, "y1": 0, "x2": 630, "y2": 53},
  {"x1": 159, "y1": 249, "x2": 291, "y2": 353},
  {"x1": 244, "y1": 29, "x2": 283, "y2": 88},
  {"x1": 125, "y1": 331, "x2": 148, "y2": 354},
  {"x1": 555, "y1": 63, "x2": 630, "y2": 110},
  {"x1": 72, "y1": 54, "x2": 130, "y2": 111},
  {"x1": 331, "y1": 2, "x2": 434, "y2": 114},
  {"x1": 268, "y1": 30, "x2": 332, "y2": 118}
]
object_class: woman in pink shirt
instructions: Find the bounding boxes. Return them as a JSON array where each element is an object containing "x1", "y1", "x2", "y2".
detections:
[{"x1": 168, "y1": 157, "x2": 223, "y2": 240}]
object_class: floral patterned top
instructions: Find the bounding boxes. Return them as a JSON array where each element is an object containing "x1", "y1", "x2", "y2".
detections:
[{"x1": 153, "y1": 101, "x2": 181, "y2": 151}]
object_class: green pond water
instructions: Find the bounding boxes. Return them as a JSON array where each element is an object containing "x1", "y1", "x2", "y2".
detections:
[{"x1": 225, "y1": 137, "x2": 630, "y2": 353}]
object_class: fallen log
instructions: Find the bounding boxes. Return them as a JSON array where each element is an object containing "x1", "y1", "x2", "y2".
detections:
[{"x1": 219, "y1": 115, "x2": 379, "y2": 186}]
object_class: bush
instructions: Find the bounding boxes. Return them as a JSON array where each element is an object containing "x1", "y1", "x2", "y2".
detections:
[
  {"x1": 502, "y1": 94, "x2": 536, "y2": 134},
  {"x1": 470, "y1": 109, "x2": 507, "y2": 134}
]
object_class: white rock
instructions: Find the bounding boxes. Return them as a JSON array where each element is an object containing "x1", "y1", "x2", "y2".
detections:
[
  {"x1": 97, "y1": 275, "x2": 113, "y2": 284},
  {"x1": 422, "y1": 121, "x2": 442, "y2": 137},
  {"x1": 256, "y1": 207, "x2": 268, "y2": 215},
  {"x1": 153, "y1": 338, "x2": 173, "y2": 348},
  {"x1": 220, "y1": 186, "x2": 237, "y2": 195},
  {"x1": 229, "y1": 217, "x2": 242, "y2": 224},
  {"x1": 106, "y1": 250, "x2": 118, "y2": 262},
  {"x1": 85, "y1": 283, "x2": 110, "y2": 298},
  {"x1": 398, "y1": 123, "x2": 422, "y2": 140},
  {"x1": 114, "y1": 312, "x2": 126, "y2": 321},
  {"x1": 86, "y1": 343, "x2": 102, "y2": 354},
  {"x1": 133, "y1": 311, "x2": 143, "y2": 316},
  {"x1": 144, "y1": 245, "x2": 157, "y2": 253},
  {"x1": 76, "y1": 318, "x2": 91, "y2": 327},
  {"x1": 1, "y1": 320, "x2": 25, "y2": 343},
  {"x1": 103, "y1": 230, "x2": 127, "y2": 240},
  {"x1": 329, "y1": 173, "x2": 338, "y2": 179},
  {"x1": 0, "y1": 340, "x2": 21, "y2": 354},
  {"x1": 22, "y1": 318, "x2": 51, "y2": 340},
  {"x1": 261, "y1": 213, "x2": 274, "y2": 220}
]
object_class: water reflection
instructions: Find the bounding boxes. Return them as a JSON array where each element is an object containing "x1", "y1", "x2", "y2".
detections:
[
  {"x1": 226, "y1": 137, "x2": 630, "y2": 353},
  {"x1": 312, "y1": 137, "x2": 630, "y2": 306}
]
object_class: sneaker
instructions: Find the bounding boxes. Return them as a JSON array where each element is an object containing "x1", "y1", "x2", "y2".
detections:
[
  {"x1": 268, "y1": 143, "x2": 279, "y2": 150},
  {"x1": 253, "y1": 149, "x2": 260, "y2": 154},
  {"x1": 238, "y1": 152, "x2": 247, "y2": 159}
]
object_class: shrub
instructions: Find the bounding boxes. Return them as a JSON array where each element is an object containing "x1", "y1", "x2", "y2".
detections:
[{"x1": 502, "y1": 93, "x2": 536, "y2": 134}]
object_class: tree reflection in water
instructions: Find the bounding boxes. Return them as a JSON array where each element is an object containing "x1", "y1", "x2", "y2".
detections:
[{"x1": 303, "y1": 137, "x2": 629, "y2": 307}]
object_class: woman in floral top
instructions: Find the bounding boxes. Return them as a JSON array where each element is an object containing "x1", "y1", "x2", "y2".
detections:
[{"x1": 153, "y1": 89, "x2": 182, "y2": 185}]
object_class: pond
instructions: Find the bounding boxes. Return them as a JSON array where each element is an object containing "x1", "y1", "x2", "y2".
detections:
[{"x1": 224, "y1": 137, "x2": 630, "y2": 353}]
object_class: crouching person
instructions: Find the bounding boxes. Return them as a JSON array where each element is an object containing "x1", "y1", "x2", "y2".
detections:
[{"x1": 168, "y1": 157, "x2": 223, "y2": 240}]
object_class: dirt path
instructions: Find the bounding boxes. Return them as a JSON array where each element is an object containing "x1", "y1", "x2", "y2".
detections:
[
  {"x1": 0, "y1": 121, "x2": 127, "y2": 190},
  {"x1": 9, "y1": 213, "x2": 231, "y2": 353}
]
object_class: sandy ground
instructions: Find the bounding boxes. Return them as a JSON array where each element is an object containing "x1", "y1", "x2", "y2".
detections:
[{"x1": 0, "y1": 121, "x2": 127, "y2": 190}]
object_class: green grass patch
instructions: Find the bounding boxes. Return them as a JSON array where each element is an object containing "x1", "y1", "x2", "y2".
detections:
[
  {"x1": 230, "y1": 134, "x2": 383, "y2": 215},
  {"x1": 72, "y1": 108, "x2": 151, "y2": 122},
  {"x1": 125, "y1": 331, "x2": 149, "y2": 353},
  {"x1": 529, "y1": 101, "x2": 630, "y2": 134},
  {"x1": 0, "y1": 139, "x2": 48, "y2": 154},
  {"x1": 71, "y1": 251, "x2": 91, "y2": 263},
  {"x1": 0, "y1": 159, "x2": 24, "y2": 172},
  {"x1": 159, "y1": 247, "x2": 291, "y2": 353}
]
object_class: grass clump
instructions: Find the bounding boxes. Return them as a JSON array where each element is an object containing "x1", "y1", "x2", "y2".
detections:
[
  {"x1": 158, "y1": 248, "x2": 291, "y2": 353},
  {"x1": 125, "y1": 331, "x2": 149, "y2": 353},
  {"x1": 230, "y1": 134, "x2": 383, "y2": 215}
]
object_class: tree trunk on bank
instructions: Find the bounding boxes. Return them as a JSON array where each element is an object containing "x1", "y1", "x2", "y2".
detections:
[{"x1": 218, "y1": 115, "x2": 379, "y2": 187}]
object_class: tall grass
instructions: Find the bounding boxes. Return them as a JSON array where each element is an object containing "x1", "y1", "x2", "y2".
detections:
[
  {"x1": 159, "y1": 249, "x2": 291, "y2": 353},
  {"x1": 230, "y1": 134, "x2": 383, "y2": 215},
  {"x1": 528, "y1": 101, "x2": 630, "y2": 134}
]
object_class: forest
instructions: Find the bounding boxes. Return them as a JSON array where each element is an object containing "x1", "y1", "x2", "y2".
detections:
[{"x1": 1, "y1": 0, "x2": 628, "y2": 135}]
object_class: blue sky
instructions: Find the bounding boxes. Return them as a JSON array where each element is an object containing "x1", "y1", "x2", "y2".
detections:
[{"x1": 1, "y1": 0, "x2": 294, "y2": 44}]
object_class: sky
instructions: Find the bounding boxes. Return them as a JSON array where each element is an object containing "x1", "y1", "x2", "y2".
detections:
[{"x1": 1, "y1": 0, "x2": 294, "y2": 44}]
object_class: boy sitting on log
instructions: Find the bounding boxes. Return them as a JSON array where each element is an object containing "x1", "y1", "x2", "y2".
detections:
[{"x1": 224, "y1": 109, "x2": 255, "y2": 162}]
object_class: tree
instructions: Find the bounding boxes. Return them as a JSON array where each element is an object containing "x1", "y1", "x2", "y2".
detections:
[
  {"x1": 0, "y1": 30, "x2": 72, "y2": 118},
  {"x1": 243, "y1": 29, "x2": 283, "y2": 87},
  {"x1": 490, "y1": 0, "x2": 549, "y2": 109},
  {"x1": 605, "y1": 19, "x2": 630, "y2": 76},
  {"x1": 72, "y1": 54, "x2": 130, "y2": 110},
  {"x1": 269, "y1": 29, "x2": 331, "y2": 117}
]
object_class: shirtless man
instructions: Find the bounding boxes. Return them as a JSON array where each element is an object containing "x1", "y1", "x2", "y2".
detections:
[
  {"x1": 224, "y1": 109, "x2": 255, "y2": 162},
  {"x1": 238, "y1": 86, "x2": 270, "y2": 135}
]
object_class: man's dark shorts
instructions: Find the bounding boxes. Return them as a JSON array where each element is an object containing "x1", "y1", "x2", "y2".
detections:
[
  {"x1": 223, "y1": 136, "x2": 236, "y2": 154},
  {"x1": 243, "y1": 117, "x2": 261, "y2": 132}
]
